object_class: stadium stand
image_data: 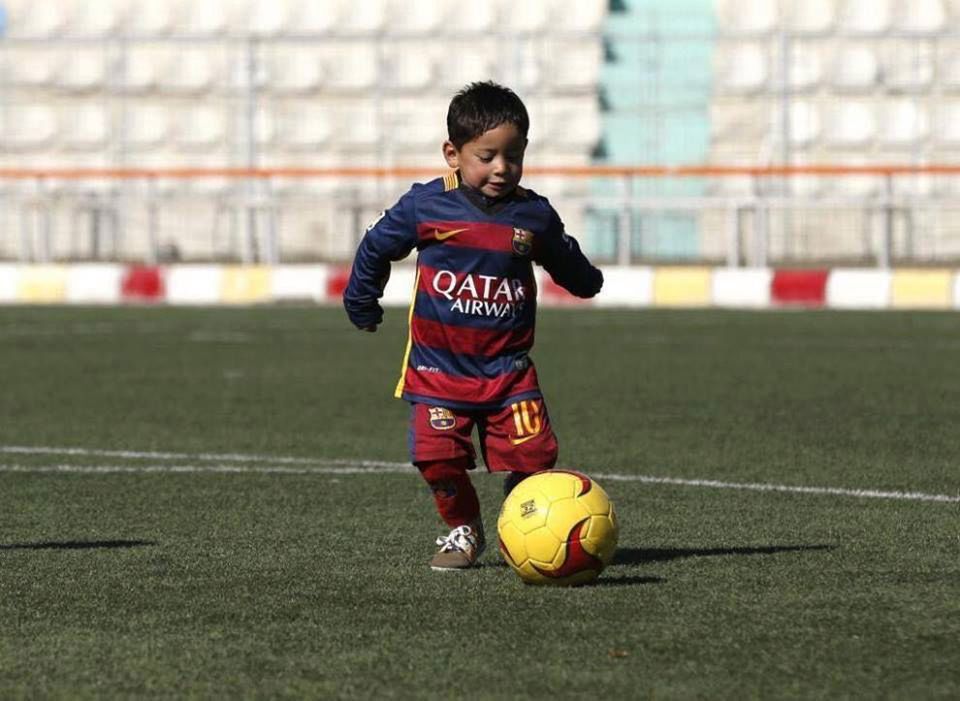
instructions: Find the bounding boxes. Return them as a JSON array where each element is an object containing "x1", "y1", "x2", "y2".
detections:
[{"x1": 1, "y1": 0, "x2": 959, "y2": 267}]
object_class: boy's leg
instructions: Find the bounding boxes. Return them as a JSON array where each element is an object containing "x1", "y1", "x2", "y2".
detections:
[
  {"x1": 480, "y1": 397, "x2": 559, "y2": 494},
  {"x1": 408, "y1": 404, "x2": 485, "y2": 569},
  {"x1": 416, "y1": 457, "x2": 480, "y2": 528}
]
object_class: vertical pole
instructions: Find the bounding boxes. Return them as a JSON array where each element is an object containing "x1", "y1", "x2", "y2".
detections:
[
  {"x1": 726, "y1": 204, "x2": 740, "y2": 267},
  {"x1": 617, "y1": 175, "x2": 632, "y2": 266},
  {"x1": 879, "y1": 174, "x2": 893, "y2": 268},
  {"x1": 244, "y1": 37, "x2": 258, "y2": 264},
  {"x1": 779, "y1": 24, "x2": 793, "y2": 258},
  {"x1": 146, "y1": 179, "x2": 159, "y2": 265}
]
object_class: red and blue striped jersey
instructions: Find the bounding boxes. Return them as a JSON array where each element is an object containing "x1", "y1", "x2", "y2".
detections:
[{"x1": 344, "y1": 171, "x2": 602, "y2": 410}]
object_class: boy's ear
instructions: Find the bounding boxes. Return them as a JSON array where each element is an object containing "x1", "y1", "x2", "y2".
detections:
[{"x1": 442, "y1": 141, "x2": 459, "y2": 169}]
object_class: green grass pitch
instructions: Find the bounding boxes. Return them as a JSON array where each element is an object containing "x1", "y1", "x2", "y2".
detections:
[{"x1": 0, "y1": 306, "x2": 958, "y2": 698}]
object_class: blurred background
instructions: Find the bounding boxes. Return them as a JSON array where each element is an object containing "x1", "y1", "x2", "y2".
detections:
[{"x1": 1, "y1": 0, "x2": 959, "y2": 268}]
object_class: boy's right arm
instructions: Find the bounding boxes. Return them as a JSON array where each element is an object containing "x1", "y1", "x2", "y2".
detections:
[{"x1": 343, "y1": 192, "x2": 418, "y2": 331}]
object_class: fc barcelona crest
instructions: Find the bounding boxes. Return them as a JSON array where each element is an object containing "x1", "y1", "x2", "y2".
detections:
[
  {"x1": 512, "y1": 228, "x2": 535, "y2": 256},
  {"x1": 428, "y1": 407, "x2": 456, "y2": 431}
]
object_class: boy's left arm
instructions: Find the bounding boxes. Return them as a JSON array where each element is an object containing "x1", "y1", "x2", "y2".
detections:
[{"x1": 536, "y1": 209, "x2": 603, "y2": 298}]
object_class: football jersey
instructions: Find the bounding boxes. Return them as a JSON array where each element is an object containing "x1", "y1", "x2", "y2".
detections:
[{"x1": 344, "y1": 171, "x2": 602, "y2": 410}]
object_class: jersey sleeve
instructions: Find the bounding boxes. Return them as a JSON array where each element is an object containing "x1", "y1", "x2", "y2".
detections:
[
  {"x1": 535, "y1": 205, "x2": 603, "y2": 299},
  {"x1": 343, "y1": 189, "x2": 419, "y2": 329}
]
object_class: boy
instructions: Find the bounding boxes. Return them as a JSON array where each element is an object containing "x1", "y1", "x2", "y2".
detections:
[{"x1": 343, "y1": 82, "x2": 602, "y2": 571}]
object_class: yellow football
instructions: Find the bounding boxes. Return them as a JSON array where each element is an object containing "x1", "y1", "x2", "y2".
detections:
[{"x1": 497, "y1": 470, "x2": 618, "y2": 586}]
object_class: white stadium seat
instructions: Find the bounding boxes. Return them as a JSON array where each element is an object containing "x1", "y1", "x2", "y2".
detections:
[
  {"x1": 439, "y1": 43, "x2": 498, "y2": 89},
  {"x1": 0, "y1": 105, "x2": 59, "y2": 151},
  {"x1": 337, "y1": 102, "x2": 380, "y2": 150},
  {"x1": 178, "y1": 2, "x2": 229, "y2": 36},
  {"x1": 829, "y1": 45, "x2": 879, "y2": 92},
  {"x1": 709, "y1": 104, "x2": 766, "y2": 144},
  {"x1": 337, "y1": 0, "x2": 387, "y2": 34},
  {"x1": 823, "y1": 101, "x2": 876, "y2": 147},
  {"x1": 788, "y1": 43, "x2": 823, "y2": 92},
  {"x1": 267, "y1": 46, "x2": 324, "y2": 94},
  {"x1": 254, "y1": 106, "x2": 276, "y2": 148},
  {"x1": 289, "y1": 0, "x2": 339, "y2": 34},
  {"x1": 542, "y1": 99, "x2": 601, "y2": 151},
  {"x1": 546, "y1": 39, "x2": 603, "y2": 91},
  {"x1": 386, "y1": 98, "x2": 448, "y2": 151},
  {"x1": 120, "y1": 46, "x2": 171, "y2": 93},
  {"x1": 789, "y1": 101, "x2": 821, "y2": 149},
  {"x1": 241, "y1": 0, "x2": 291, "y2": 36},
  {"x1": 716, "y1": 44, "x2": 768, "y2": 94},
  {"x1": 162, "y1": 49, "x2": 220, "y2": 95},
  {"x1": 444, "y1": 1, "x2": 497, "y2": 32},
  {"x1": 501, "y1": 2, "x2": 551, "y2": 33},
  {"x1": 277, "y1": 104, "x2": 334, "y2": 151},
  {"x1": 388, "y1": 43, "x2": 438, "y2": 92},
  {"x1": 122, "y1": 105, "x2": 170, "y2": 151},
  {"x1": 716, "y1": 0, "x2": 778, "y2": 35},
  {"x1": 898, "y1": 0, "x2": 946, "y2": 34},
  {"x1": 4, "y1": 0, "x2": 69, "y2": 37},
  {"x1": 554, "y1": 0, "x2": 608, "y2": 32},
  {"x1": 61, "y1": 104, "x2": 109, "y2": 151},
  {"x1": 175, "y1": 107, "x2": 227, "y2": 153},
  {"x1": 323, "y1": 44, "x2": 378, "y2": 91},
  {"x1": 934, "y1": 102, "x2": 960, "y2": 145},
  {"x1": 940, "y1": 49, "x2": 960, "y2": 92},
  {"x1": 783, "y1": 0, "x2": 835, "y2": 35},
  {"x1": 7, "y1": 48, "x2": 62, "y2": 88},
  {"x1": 878, "y1": 101, "x2": 930, "y2": 148},
  {"x1": 72, "y1": 0, "x2": 125, "y2": 37},
  {"x1": 387, "y1": 0, "x2": 446, "y2": 34},
  {"x1": 514, "y1": 41, "x2": 543, "y2": 91},
  {"x1": 883, "y1": 43, "x2": 934, "y2": 93},
  {"x1": 57, "y1": 48, "x2": 107, "y2": 93},
  {"x1": 838, "y1": 0, "x2": 893, "y2": 34},
  {"x1": 125, "y1": 1, "x2": 173, "y2": 35}
]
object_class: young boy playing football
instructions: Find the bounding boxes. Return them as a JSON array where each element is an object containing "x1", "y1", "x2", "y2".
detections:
[{"x1": 343, "y1": 82, "x2": 603, "y2": 571}]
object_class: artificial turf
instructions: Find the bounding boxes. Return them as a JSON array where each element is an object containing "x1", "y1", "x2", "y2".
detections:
[{"x1": 1, "y1": 306, "x2": 957, "y2": 698}]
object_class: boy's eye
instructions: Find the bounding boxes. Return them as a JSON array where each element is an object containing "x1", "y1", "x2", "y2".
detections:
[{"x1": 478, "y1": 155, "x2": 494, "y2": 163}]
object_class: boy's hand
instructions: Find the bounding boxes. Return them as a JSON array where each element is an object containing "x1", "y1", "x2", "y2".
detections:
[{"x1": 344, "y1": 300, "x2": 384, "y2": 331}]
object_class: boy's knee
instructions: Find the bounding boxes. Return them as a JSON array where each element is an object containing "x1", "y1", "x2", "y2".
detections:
[{"x1": 416, "y1": 456, "x2": 474, "y2": 482}]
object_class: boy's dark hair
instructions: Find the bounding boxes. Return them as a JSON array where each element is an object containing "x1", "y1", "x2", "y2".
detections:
[{"x1": 446, "y1": 81, "x2": 530, "y2": 149}]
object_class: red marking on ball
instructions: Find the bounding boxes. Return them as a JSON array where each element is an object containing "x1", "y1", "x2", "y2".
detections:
[
  {"x1": 499, "y1": 537, "x2": 520, "y2": 568},
  {"x1": 532, "y1": 517, "x2": 602, "y2": 579},
  {"x1": 551, "y1": 469, "x2": 592, "y2": 496}
]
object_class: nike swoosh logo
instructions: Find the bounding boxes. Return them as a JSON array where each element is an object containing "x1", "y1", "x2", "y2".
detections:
[
  {"x1": 510, "y1": 433, "x2": 540, "y2": 446},
  {"x1": 434, "y1": 228, "x2": 469, "y2": 241}
]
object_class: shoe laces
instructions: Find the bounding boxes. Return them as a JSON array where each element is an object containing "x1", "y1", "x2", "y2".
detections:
[{"x1": 436, "y1": 525, "x2": 480, "y2": 554}]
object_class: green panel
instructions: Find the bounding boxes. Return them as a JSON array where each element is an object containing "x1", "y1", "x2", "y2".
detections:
[{"x1": 590, "y1": 0, "x2": 715, "y2": 261}]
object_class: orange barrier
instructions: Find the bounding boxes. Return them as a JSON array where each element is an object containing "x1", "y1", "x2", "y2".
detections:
[{"x1": 1, "y1": 164, "x2": 960, "y2": 179}]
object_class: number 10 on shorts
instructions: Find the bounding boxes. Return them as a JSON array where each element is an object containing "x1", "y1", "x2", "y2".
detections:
[{"x1": 510, "y1": 400, "x2": 542, "y2": 444}]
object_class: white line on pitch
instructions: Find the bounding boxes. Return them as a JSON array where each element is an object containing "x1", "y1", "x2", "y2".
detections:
[
  {"x1": 0, "y1": 447, "x2": 957, "y2": 504},
  {"x1": 596, "y1": 473, "x2": 960, "y2": 504},
  {"x1": 0, "y1": 445, "x2": 402, "y2": 469},
  {"x1": 0, "y1": 463, "x2": 411, "y2": 475}
]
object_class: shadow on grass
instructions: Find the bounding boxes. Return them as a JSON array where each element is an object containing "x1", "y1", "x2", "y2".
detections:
[
  {"x1": 614, "y1": 544, "x2": 836, "y2": 566},
  {"x1": 592, "y1": 574, "x2": 665, "y2": 587},
  {"x1": 0, "y1": 539, "x2": 157, "y2": 551}
]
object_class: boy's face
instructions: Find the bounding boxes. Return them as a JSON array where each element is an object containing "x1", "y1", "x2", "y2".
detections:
[{"x1": 443, "y1": 122, "x2": 527, "y2": 199}]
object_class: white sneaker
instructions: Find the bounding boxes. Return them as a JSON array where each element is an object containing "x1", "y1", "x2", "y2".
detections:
[{"x1": 429, "y1": 523, "x2": 486, "y2": 570}]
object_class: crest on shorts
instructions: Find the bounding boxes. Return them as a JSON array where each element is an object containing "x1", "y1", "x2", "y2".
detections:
[
  {"x1": 428, "y1": 407, "x2": 456, "y2": 431},
  {"x1": 512, "y1": 228, "x2": 535, "y2": 256}
]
